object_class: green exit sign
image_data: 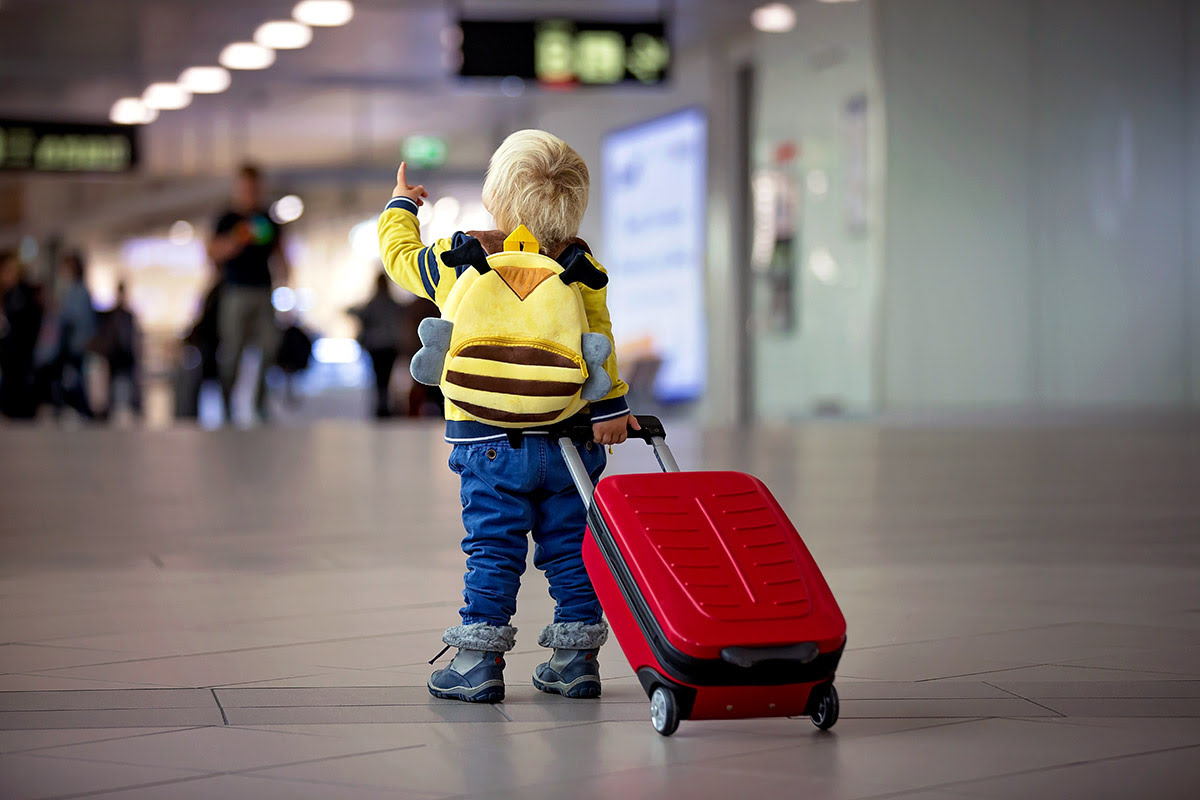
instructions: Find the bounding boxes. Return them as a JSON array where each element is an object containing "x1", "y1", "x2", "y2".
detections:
[{"x1": 402, "y1": 136, "x2": 448, "y2": 168}]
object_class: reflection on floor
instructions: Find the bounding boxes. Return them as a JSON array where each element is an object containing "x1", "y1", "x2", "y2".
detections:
[{"x1": 1, "y1": 417, "x2": 1199, "y2": 799}]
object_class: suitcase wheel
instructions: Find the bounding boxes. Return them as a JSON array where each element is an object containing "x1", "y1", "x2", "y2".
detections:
[
  {"x1": 649, "y1": 686, "x2": 680, "y2": 737},
  {"x1": 810, "y1": 684, "x2": 839, "y2": 731}
]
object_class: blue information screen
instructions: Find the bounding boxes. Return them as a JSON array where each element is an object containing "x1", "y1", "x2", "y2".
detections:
[{"x1": 602, "y1": 108, "x2": 707, "y2": 402}]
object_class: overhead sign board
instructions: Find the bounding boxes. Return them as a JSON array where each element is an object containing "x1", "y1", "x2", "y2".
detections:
[
  {"x1": 0, "y1": 118, "x2": 139, "y2": 174},
  {"x1": 402, "y1": 135, "x2": 448, "y2": 168},
  {"x1": 459, "y1": 19, "x2": 670, "y2": 87}
]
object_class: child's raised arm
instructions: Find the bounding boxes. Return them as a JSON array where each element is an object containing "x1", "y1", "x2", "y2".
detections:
[{"x1": 377, "y1": 163, "x2": 458, "y2": 307}]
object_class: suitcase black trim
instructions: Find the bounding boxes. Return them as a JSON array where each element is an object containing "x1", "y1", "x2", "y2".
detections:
[{"x1": 588, "y1": 504, "x2": 845, "y2": 688}]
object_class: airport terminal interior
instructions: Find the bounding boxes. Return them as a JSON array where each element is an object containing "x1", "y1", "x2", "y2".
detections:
[{"x1": 2, "y1": 0, "x2": 1200, "y2": 798}]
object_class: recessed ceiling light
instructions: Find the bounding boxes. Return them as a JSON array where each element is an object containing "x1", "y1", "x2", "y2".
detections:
[
  {"x1": 292, "y1": 0, "x2": 354, "y2": 27},
  {"x1": 255, "y1": 20, "x2": 313, "y2": 50},
  {"x1": 220, "y1": 42, "x2": 276, "y2": 70},
  {"x1": 751, "y1": 3, "x2": 796, "y2": 33},
  {"x1": 110, "y1": 98, "x2": 158, "y2": 125},
  {"x1": 142, "y1": 82, "x2": 192, "y2": 111},
  {"x1": 179, "y1": 66, "x2": 231, "y2": 94}
]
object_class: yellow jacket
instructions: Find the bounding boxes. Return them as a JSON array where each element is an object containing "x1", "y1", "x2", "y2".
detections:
[{"x1": 377, "y1": 196, "x2": 630, "y2": 442}]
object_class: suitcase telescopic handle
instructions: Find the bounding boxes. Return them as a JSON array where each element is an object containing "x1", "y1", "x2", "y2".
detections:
[{"x1": 556, "y1": 414, "x2": 680, "y2": 507}]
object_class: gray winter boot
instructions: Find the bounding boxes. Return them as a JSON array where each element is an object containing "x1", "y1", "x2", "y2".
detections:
[
  {"x1": 427, "y1": 622, "x2": 516, "y2": 704},
  {"x1": 428, "y1": 649, "x2": 506, "y2": 703},
  {"x1": 533, "y1": 621, "x2": 609, "y2": 699},
  {"x1": 533, "y1": 648, "x2": 602, "y2": 698}
]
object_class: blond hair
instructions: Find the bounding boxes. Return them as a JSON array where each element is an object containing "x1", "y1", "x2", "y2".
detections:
[{"x1": 483, "y1": 130, "x2": 589, "y2": 253}]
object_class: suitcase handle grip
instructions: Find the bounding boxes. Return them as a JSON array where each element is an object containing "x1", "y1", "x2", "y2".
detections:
[
  {"x1": 556, "y1": 415, "x2": 680, "y2": 506},
  {"x1": 552, "y1": 414, "x2": 666, "y2": 446},
  {"x1": 720, "y1": 643, "x2": 820, "y2": 669}
]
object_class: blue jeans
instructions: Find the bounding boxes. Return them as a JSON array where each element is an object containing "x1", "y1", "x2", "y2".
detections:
[{"x1": 449, "y1": 436, "x2": 606, "y2": 628}]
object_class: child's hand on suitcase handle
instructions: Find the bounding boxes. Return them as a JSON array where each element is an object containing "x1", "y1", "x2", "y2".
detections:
[{"x1": 593, "y1": 414, "x2": 641, "y2": 446}]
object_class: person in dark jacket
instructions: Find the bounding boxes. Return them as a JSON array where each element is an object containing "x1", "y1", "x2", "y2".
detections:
[
  {"x1": 0, "y1": 251, "x2": 45, "y2": 420},
  {"x1": 93, "y1": 282, "x2": 142, "y2": 420},
  {"x1": 275, "y1": 314, "x2": 313, "y2": 409},
  {"x1": 175, "y1": 277, "x2": 223, "y2": 420},
  {"x1": 208, "y1": 164, "x2": 290, "y2": 422},
  {"x1": 51, "y1": 251, "x2": 96, "y2": 420},
  {"x1": 349, "y1": 273, "x2": 404, "y2": 418}
]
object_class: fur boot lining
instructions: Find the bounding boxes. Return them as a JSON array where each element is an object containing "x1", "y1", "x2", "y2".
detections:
[
  {"x1": 443, "y1": 623, "x2": 517, "y2": 652},
  {"x1": 537, "y1": 620, "x2": 609, "y2": 649}
]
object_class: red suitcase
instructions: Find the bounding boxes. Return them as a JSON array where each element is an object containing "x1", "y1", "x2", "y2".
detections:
[{"x1": 558, "y1": 416, "x2": 846, "y2": 736}]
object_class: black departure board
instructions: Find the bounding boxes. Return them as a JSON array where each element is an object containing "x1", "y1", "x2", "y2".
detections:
[
  {"x1": 459, "y1": 19, "x2": 670, "y2": 86},
  {"x1": 0, "y1": 119, "x2": 139, "y2": 174}
]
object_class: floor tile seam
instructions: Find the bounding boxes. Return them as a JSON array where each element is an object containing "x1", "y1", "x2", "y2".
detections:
[
  {"x1": 696, "y1": 717, "x2": 988, "y2": 766},
  {"x1": 231, "y1": 767, "x2": 448, "y2": 800},
  {"x1": 232, "y1": 741, "x2": 430, "y2": 776},
  {"x1": 6, "y1": 672, "x2": 184, "y2": 689},
  {"x1": 36, "y1": 771, "x2": 235, "y2": 800},
  {"x1": 981, "y1": 678, "x2": 1200, "y2": 698},
  {"x1": 2, "y1": 641, "x2": 135, "y2": 657},
  {"x1": 217, "y1": 701, "x2": 521, "y2": 709},
  {"x1": 5, "y1": 599, "x2": 462, "y2": 645},
  {"x1": 0, "y1": 726, "x2": 210, "y2": 755},
  {"x1": 841, "y1": 622, "x2": 1103, "y2": 655},
  {"x1": 1043, "y1": 659, "x2": 1200, "y2": 678},
  {"x1": 838, "y1": 692, "x2": 1059, "y2": 702},
  {"x1": 225, "y1": 724, "x2": 342, "y2": 737},
  {"x1": 218, "y1": 702, "x2": 511, "y2": 719},
  {"x1": 233, "y1": 770, "x2": 452, "y2": 799},
  {"x1": 207, "y1": 673, "x2": 332, "y2": 689},
  {"x1": 980, "y1": 682, "x2": 1067, "y2": 717},
  {"x1": 991, "y1": 715, "x2": 1193, "y2": 731},
  {"x1": 16, "y1": 748, "x2": 216, "y2": 774},
  {"x1": 918, "y1": 662, "x2": 1196, "y2": 683},
  {"x1": 1, "y1": 687, "x2": 220, "y2": 697},
  {"x1": 850, "y1": 741, "x2": 1200, "y2": 800},
  {"x1": 851, "y1": 631, "x2": 1200, "y2": 657},
  {"x1": 463, "y1": 719, "x2": 606, "y2": 739},
  {"x1": 0, "y1": 705, "x2": 217, "y2": 713},
  {"x1": 210, "y1": 688, "x2": 228, "y2": 725},
  {"x1": 14, "y1": 741, "x2": 432, "y2": 781},
  {"x1": 19, "y1": 627, "x2": 448, "y2": 656},
  {"x1": 18, "y1": 626, "x2": 451, "y2": 674},
  {"x1": 913, "y1": 662, "x2": 1067, "y2": 682}
]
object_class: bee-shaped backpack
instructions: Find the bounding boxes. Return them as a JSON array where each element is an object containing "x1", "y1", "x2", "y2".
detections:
[{"x1": 409, "y1": 225, "x2": 613, "y2": 428}]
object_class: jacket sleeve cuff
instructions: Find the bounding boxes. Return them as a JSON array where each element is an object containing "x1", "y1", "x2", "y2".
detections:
[
  {"x1": 590, "y1": 395, "x2": 630, "y2": 422},
  {"x1": 384, "y1": 197, "x2": 419, "y2": 215}
]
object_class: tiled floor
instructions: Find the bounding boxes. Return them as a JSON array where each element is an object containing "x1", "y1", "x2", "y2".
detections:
[{"x1": 2, "y1": 417, "x2": 1199, "y2": 799}]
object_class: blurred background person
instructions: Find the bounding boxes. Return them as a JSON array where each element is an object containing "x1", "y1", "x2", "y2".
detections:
[
  {"x1": 0, "y1": 251, "x2": 45, "y2": 421},
  {"x1": 275, "y1": 311, "x2": 314, "y2": 409},
  {"x1": 349, "y1": 272, "x2": 404, "y2": 419},
  {"x1": 92, "y1": 281, "x2": 142, "y2": 422},
  {"x1": 175, "y1": 272, "x2": 224, "y2": 422},
  {"x1": 50, "y1": 251, "x2": 96, "y2": 421},
  {"x1": 403, "y1": 295, "x2": 444, "y2": 418},
  {"x1": 207, "y1": 163, "x2": 290, "y2": 424}
]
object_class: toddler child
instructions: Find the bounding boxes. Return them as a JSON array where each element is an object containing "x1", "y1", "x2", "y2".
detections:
[{"x1": 377, "y1": 130, "x2": 637, "y2": 702}]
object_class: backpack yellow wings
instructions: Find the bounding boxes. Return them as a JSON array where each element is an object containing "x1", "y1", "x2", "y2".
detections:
[{"x1": 409, "y1": 225, "x2": 612, "y2": 428}]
